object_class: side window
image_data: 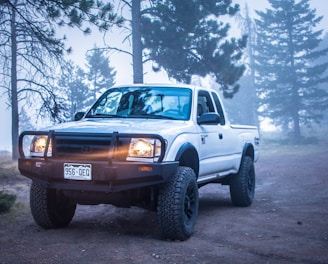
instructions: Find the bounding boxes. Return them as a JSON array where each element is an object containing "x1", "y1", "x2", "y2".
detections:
[
  {"x1": 211, "y1": 92, "x2": 226, "y2": 125},
  {"x1": 197, "y1": 91, "x2": 215, "y2": 117}
]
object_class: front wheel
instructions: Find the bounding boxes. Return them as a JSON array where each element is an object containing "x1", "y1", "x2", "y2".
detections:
[
  {"x1": 157, "y1": 166, "x2": 199, "y2": 241},
  {"x1": 229, "y1": 156, "x2": 255, "y2": 207},
  {"x1": 30, "y1": 181, "x2": 76, "y2": 228}
]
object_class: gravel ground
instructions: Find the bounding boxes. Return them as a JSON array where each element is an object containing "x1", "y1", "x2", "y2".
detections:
[{"x1": 0, "y1": 148, "x2": 327, "y2": 264}]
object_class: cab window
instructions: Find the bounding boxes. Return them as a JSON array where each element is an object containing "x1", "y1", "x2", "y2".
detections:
[
  {"x1": 197, "y1": 91, "x2": 215, "y2": 117},
  {"x1": 211, "y1": 92, "x2": 226, "y2": 125}
]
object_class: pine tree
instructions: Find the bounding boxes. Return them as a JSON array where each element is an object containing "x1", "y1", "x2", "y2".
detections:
[
  {"x1": 315, "y1": 33, "x2": 328, "y2": 125},
  {"x1": 112, "y1": 1, "x2": 246, "y2": 96},
  {"x1": 57, "y1": 61, "x2": 91, "y2": 120},
  {"x1": 225, "y1": 3, "x2": 258, "y2": 126},
  {"x1": 254, "y1": 0, "x2": 328, "y2": 142},
  {"x1": 140, "y1": 0, "x2": 247, "y2": 97},
  {"x1": 86, "y1": 46, "x2": 116, "y2": 101}
]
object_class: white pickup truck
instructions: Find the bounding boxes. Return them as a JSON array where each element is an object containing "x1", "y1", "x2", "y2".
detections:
[{"x1": 18, "y1": 84, "x2": 259, "y2": 241}]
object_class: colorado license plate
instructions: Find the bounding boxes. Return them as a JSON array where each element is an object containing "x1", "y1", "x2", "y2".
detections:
[{"x1": 64, "y1": 163, "x2": 92, "y2": 180}]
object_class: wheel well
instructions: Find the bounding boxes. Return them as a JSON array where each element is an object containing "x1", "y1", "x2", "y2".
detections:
[
  {"x1": 243, "y1": 143, "x2": 254, "y2": 160},
  {"x1": 175, "y1": 143, "x2": 199, "y2": 177}
]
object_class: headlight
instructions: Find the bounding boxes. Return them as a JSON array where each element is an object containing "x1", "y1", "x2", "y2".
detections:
[
  {"x1": 127, "y1": 138, "x2": 161, "y2": 161},
  {"x1": 30, "y1": 136, "x2": 52, "y2": 157}
]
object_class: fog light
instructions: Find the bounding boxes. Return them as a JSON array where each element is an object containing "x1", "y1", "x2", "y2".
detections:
[{"x1": 138, "y1": 166, "x2": 153, "y2": 172}]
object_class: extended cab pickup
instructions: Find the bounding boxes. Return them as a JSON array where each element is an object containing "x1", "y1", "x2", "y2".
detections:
[{"x1": 18, "y1": 84, "x2": 259, "y2": 241}]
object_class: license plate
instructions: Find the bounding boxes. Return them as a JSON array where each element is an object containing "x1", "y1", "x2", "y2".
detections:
[{"x1": 64, "y1": 163, "x2": 92, "y2": 180}]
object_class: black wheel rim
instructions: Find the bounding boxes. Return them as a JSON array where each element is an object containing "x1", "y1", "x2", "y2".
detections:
[
  {"x1": 247, "y1": 166, "x2": 255, "y2": 195},
  {"x1": 184, "y1": 183, "x2": 197, "y2": 222}
]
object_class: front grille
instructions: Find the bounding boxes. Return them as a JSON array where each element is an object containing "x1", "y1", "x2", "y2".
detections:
[{"x1": 53, "y1": 134, "x2": 130, "y2": 161}]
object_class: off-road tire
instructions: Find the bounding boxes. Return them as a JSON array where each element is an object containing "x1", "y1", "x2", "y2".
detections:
[
  {"x1": 157, "y1": 166, "x2": 199, "y2": 241},
  {"x1": 230, "y1": 156, "x2": 255, "y2": 207},
  {"x1": 30, "y1": 181, "x2": 76, "y2": 228}
]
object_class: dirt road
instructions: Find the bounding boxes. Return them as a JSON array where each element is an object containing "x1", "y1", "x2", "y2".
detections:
[{"x1": 1, "y1": 148, "x2": 327, "y2": 264}]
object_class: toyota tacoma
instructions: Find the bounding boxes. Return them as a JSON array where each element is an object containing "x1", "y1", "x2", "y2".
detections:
[{"x1": 18, "y1": 84, "x2": 259, "y2": 241}]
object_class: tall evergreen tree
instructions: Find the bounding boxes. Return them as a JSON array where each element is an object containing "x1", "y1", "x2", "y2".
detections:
[
  {"x1": 315, "y1": 33, "x2": 328, "y2": 125},
  {"x1": 140, "y1": 0, "x2": 247, "y2": 97},
  {"x1": 113, "y1": 1, "x2": 246, "y2": 96},
  {"x1": 57, "y1": 61, "x2": 91, "y2": 120},
  {"x1": 254, "y1": 0, "x2": 328, "y2": 142},
  {"x1": 86, "y1": 46, "x2": 116, "y2": 101},
  {"x1": 227, "y1": 3, "x2": 258, "y2": 126}
]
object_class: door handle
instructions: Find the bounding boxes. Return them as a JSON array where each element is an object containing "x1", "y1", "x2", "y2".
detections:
[
  {"x1": 201, "y1": 134, "x2": 208, "y2": 144},
  {"x1": 218, "y1": 133, "x2": 223, "y2": 140}
]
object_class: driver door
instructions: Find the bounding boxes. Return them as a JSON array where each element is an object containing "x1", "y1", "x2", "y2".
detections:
[{"x1": 197, "y1": 90, "x2": 234, "y2": 176}]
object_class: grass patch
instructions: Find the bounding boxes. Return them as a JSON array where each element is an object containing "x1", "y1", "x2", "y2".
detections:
[
  {"x1": 0, "y1": 155, "x2": 22, "y2": 213},
  {"x1": 0, "y1": 201, "x2": 30, "y2": 224},
  {"x1": 260, "y1": 125, "x2": 328, "y2": 157},
  {"x1": 0, "y1": 156, "x2": 20, "y2": 180},
  {"x1": 0, "y1": 191, "x2": 16, "y2": 213}
]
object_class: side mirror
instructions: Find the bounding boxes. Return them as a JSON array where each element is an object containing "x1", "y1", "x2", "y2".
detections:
[
  {"x1": 74, "y1": 112, "x2": 85, "y2": 121},
  {"x1": 197, "y1": 113, "x2": 221, "y2": 125}
]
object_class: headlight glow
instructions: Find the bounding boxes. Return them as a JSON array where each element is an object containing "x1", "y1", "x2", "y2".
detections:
[
  {"x1": 30, "y1": 136, "x2": 52, "y2": 157},
  {"x1": 128, "y1": 138, "x2": 161, "y2": 160}
]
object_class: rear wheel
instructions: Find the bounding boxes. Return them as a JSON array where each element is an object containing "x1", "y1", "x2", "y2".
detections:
[
  {"x1": 229, "y1": 156, "x2": 255, "y2": 207},
  {"x1": 157, "y1": 166, "x2": 199, "y2": 241},
  {"x1": 30, "y1": 181, "x2": 76, "y2": 228}
]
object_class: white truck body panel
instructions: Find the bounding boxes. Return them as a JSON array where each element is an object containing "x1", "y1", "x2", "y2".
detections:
[{"x1": 43, "y1": 84, "x2": 259, "y2": 181}]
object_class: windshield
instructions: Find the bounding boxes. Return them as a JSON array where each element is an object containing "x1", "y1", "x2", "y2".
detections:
[{"x1": 86, "y1": 87, "x2": 192, "y2": 121}]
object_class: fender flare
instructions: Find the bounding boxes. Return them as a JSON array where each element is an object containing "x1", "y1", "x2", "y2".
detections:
[
  {"x1": 175, "y1": 143, "x2": 199, "y2": 177},
  {"x1": 242, "y1": 142, "x2": 255, "y2": 161}
]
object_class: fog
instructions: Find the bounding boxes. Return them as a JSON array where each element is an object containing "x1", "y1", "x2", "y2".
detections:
[{"x1": 0, "y1": 0, "x2": 327, "y2": 152}]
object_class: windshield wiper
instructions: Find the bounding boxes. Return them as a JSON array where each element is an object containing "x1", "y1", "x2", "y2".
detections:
[
  {"x1": 88, "y1": 113, "x2": 128, "y2": 118},
  {"x1": 128, "y1": 114, "x2": 178, "y2": 120},
  {"x1": 87, "y1": 113, "x2": 180, "y2": 120}
]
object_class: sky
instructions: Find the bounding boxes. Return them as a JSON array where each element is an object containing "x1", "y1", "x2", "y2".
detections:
[{"x1": 0, "y1": 0, "x2": 327, "y2": 151}]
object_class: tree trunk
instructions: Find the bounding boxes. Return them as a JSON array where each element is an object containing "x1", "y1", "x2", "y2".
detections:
[
  {"x1": 293, "y1": 115, "x2": 301, "y2": 142},
  {"x1": 287, "y1": 20, "x2": 301, "y2": 143},
  {"x1": 245, "y1": 4, "x2": 259, "y2": 128},
  {"x1": 292, "y1": 92, "x2": 301, "y2": 143},
  {"x1": 132, "y1": 0, "x2": 143, "y2": 83},
  {"x1": 11, "y1": 6, "x2": 19, "y2": 160},
  {"x1": 291, "y1": 79, "x2": 301, "y2": 142}
]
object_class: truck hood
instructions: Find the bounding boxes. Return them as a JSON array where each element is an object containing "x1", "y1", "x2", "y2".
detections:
[{"x1": 44, "y1": 118, "x2": 192, "y2": 136}]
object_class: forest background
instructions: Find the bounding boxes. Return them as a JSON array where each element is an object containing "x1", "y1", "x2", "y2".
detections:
[{"x1": 0, "y1": 0, "x2": 327, "y2": 155}]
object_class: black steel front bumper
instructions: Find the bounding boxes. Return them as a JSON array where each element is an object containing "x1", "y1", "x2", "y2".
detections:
[
  {"x1": 18, "y1": 130, "x2": 179, "y2": 192},
  {"x1": 18, "y1": 158, "x2": 178, "y2": 192}
]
